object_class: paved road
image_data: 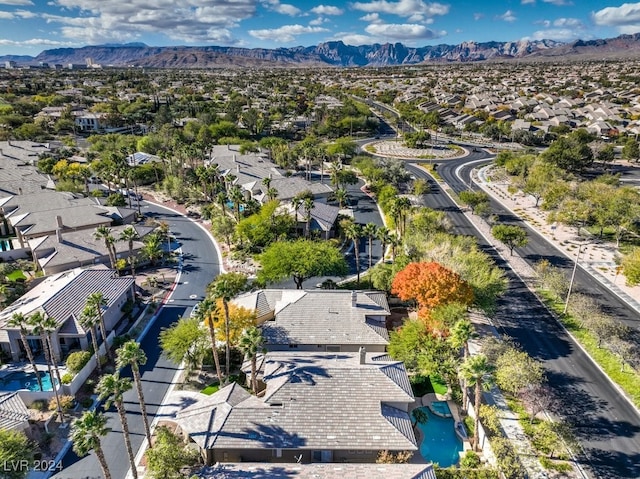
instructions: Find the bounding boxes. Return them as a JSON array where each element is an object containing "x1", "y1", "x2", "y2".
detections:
[
  {"x1": 412, "y1": 153, "x2": 640, "y2": 479},
  {"x1": 52, "y1": 202, "x2": 220, "y2": 479}
]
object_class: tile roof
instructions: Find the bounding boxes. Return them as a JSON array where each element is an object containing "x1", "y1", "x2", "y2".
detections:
[
  {"x1": 0, "y1": 392, "x2": 30, "y2": 430},
  {"x1": 177, "y1": 352, "x2": 416, "y2": 452},
  {"x1": 256, "y1": 290, "x2": 390, "y2": 346},
  {"x1": 197, "y1": 463, "x2": 437, "y2": 479}
]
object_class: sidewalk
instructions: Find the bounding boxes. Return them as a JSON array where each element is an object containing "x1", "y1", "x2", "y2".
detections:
[{"x1": 474, "y1": 165, "x2": 640, "y2": 315}]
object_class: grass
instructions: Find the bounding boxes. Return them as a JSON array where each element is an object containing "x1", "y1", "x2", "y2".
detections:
[
  {"x1": 201, "y1": 383, "x2": 220, "y2": 395},
  {"x1": 6, "y1": 270, "x2": 26, "y2": 281},
  {"x1": 536, "y1": 289, "x2": 640, "y2": 408},
  {"x1": 417, "y1": 162, "x2": 443, "y2": 181},
  {"x1": 431, "y1": 375, "x2": 448, "y2": 395}
]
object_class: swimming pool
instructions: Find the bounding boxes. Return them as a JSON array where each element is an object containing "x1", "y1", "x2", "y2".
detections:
[
  {"x1": 429, "y1": 400, "x2": 453, "y2": 418},
  {"x1": 416, "y1": 406, "x2": 463, "y2": 467},
  {"x1": 0, "y1": 371, "x2": 55, "y2": 391},
  {"x1": 0, "y1": 239, "x2": 12, "y2": 251}
]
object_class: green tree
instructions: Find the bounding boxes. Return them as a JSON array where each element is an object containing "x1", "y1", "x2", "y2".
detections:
[
  {"x1": 495, "y1": 348, "x2": 544, "y2": 396},
  {"x1": 116, "y1": 340, "x2": 152, "y2": 448},
  {"x1": 94, "y1": 225, "x2": 117, "y2": 269},
  {"x1": 208, "y1": 272, "x2": 248, "y2": 382},
  {"x1": 141, "y1": 232, "x2": 164, "y2": 266},
  {"x1": 85, "y1": 292, "x2": 113, "y2": 363},
  {"x1": 621, "y1": 247, "x2": 640, "y2": 286},
  {"x1": 460, "y1": 354, "x2": 495, "y2": 451},
  {"x1": 71, "y1": 411, "x2": 112, "y2": 479},
  {"x1": 541, "y1": 131, "x2": 594, "y2": 173},
  {"x1": 159, "y1": 316, "x2": 208, "y2": 376},
  {"x1": 491, "y1": 224, "x2": 528, "y2": 255},
  {"x1": 449, "y1": 319, "x2": 475, "y2": 409},
  {"x1": 80, "y1": 305, "x2": 102, "y2": 375},
  {"x1": 118, "y1": 226, "x2": 139, "y2": 278},
  {"x1": 622, "y1": 137, "x2": 639, "y2": 162},
  {"x1": 144, "y1": 426, "x2": 198, "y2": 479},
  {"x1": 197, "y1": 298, "x2": 223, "y2": 385},
  {"x1": 343, "y1": 221, "x2": 363, "y2": 284},
  {"x1": 7, "y1": 313, "x2": 43, "y2": 391},
  {"x1": 238, "y1": 327, "x2": 264, "y2": 394},
  {"x1": 258, "y1": 239, "x2": 348, "y2": 289},
  {"x1": 362, "y1": 222, "x2": 379, "y2": 269},
  {"x1": 522, "y1": 161, "x2": 560, "y2": 207},
  {"x1": 0, "y1": 429, "x2": 36, "y2": 479},
  {"x1": 96, "y1": 373, "x2": 137, "y2": 479},
  {"x1": 459, "y1": 190, "x2": 489, "y2": 215}
]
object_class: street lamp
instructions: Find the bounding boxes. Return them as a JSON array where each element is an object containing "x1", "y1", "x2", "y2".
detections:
[{"x1": 563, "y1": 241, "x2": 591, "y2": 314}]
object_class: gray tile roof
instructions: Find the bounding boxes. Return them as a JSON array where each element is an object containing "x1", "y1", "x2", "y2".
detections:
[
  {"x1": 0, "y1": 191, "x2": 95, "y2": 216},
  {"x1": 257, "y1": 290, "x2": 390, "y2": 347},
  {"x1": 197, "y1": 463, "x2": 436, "y2": 479},
  {"x1": 0, "y1": 392, "x2": 30, "y2": 430},
  {"x1": 10, "y1": 204, "x2": 114, "y2": 238},
  {"x1": 177, "y1": 352, "x2": 416, "y2": 452},
  {"x1": 302, "y1": 201, "x2": 339, "y2": 232}
]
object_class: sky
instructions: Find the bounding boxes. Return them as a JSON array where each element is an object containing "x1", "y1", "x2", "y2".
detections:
[{"x1": 0, "y1": 0, "x2": 638, "y2": 56}]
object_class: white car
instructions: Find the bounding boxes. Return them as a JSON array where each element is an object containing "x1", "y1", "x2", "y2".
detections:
[{"x1": 189, "y1": 302, "x2": 201, "y2": 318}]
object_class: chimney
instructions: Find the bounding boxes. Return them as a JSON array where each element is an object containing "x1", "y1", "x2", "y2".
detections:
[
  {"x1": 359, "y1": 346, "x2": 366, "y2": 365},
  {"x1": 56, "y1": 216, "x2": 63, "y2": 228},
  {"x1": 55, "y1": 216, "x2": 63, "y2": 243},
  {"x1": 351, "y1": 291, "x2": 357, "y2": 308}
]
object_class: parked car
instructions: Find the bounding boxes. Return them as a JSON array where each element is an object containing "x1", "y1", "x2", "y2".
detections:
[{"x1": 189, "y1": 302, "x2": 201, "y2": 318}]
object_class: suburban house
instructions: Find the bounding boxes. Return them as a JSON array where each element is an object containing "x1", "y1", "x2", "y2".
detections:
[
  {"x1": 176, "y1": 350, "x2": 417, "y2": 465},
  {"x1": 203, "y1": 463, "x2": 436, "y2": 479},
  {"x1": 0, "y1": 141, "x2": 56, "y2": 196},
  {"x1": 0, "y1": 392, "x2": 30, "y2": 431},
  {"x1": 0, "y1": 265, "x2": 135, "y2": 362},
  {"x1": 232, "y1": 290, "x2": 390, "y2": 352},
  {"x1": 29, "y1": 223, "x2": 152, "y2": 275}
]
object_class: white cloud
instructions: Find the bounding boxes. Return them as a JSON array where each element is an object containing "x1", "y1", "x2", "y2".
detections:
[
  {"x1": 351, "y1": 0, "x2": 449, "y2": 18},
  {"x1": 365, "y1": 22, "x2": 445, "y2": 40},
  {"x1": 553, "y1": 17, "x2": 582, "y2": 27},
  {"x1": 0, "y1": 0, "x2": 33, "y2": 5},
  {"x1": 360, "y1": 12, "x2": 382, "y2": 23},
  {"x1": 0, "y1": 38, "x2": 71, "y2": 46},
  {"x1": 543, "y1": 0, "x2": 572, "y2": 5},
  {"x1": 521, "y1": 0, "x2": 535, "y2": 4},
  {"x1": 528, "y1": 28, "x2": 586, "y2": 41},
  {"x1": 47, "y1": 0, "x2": 258, "y2": 44},
  {"x1": 309, "y1": 16, "x2": 328, "y2": 26},
  {"x1": 593, "y1": 3, "x2": 640, "y2": 30},
  {"x1": 249, "y1": 24, "x2": 328, "y2": 42},
  {"x1": 337, "y1": 33, "x2": 375, "y2": 45},
  {"x1": 262, "y1": 0, "x2": 301, "y2": 16},
  {"x1": 310, "y1": 5, "x2": 343, "y2": 15},
  {"x1": 473, "y1": 13, "x2": 484, "y2": 21},
  {"x1": 497, "y1": 10, "x2": 517, "y2": 22}
]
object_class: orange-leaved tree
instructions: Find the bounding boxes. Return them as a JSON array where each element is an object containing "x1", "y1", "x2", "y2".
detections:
[{"x1": 391, "y1": 262, "x2": 474, "y2": 312}]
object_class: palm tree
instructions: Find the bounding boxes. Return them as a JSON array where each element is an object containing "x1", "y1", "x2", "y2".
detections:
[
  {"x1": 29, "y1": 312, "x2": 64, "y2": 422},
  {"x1": 229, "y1": 185, "x2": 245, "y2": 222},
  {"x1": 80, "y1": 305, "x2": 102, "y2": 375},
  {"x1": 335, "y1": 187, "x2": 349, "y2": 209},
  {"x1": 460, "y1": 354, "x2": 495, "y2": 451},
  {"x1": 388, "y1": 232, "x2": 401, "y2": 262},
  {"x1": 96, "y1": 373, "x2": 137, "y2": 479},
  {"x1": 198, "y1": 298, "x2": 223, "y2": 386},
  {"x1": 116, "y1": 340, "x2": 152, "y2": 448},
  {"x1": 266, "y1": 187, "x2": 279, "y2": 201},
  {"x1": 362, "y1": 223, "x2": 378, "y2": 269},
  {"x1": 344, "y1": 221, "x2": 362, "y2": 284},
  {"x1": 71, "y1": 410, "x2": 112, "y2": 479},
  {"x1": 207, "y1": 273, "x2": 247, "y2": 383},
  {"x1": 449, "y1": 319, "x2": 475, "y2": 411},
  {"x1": 141, "y1": 233, "x2": 163, "y2": 266},
  {"x1": 376, "y1": 226, "x2": 391, "y2": 261},
  {"x1": 291, "y1": 195, "x2": 303, "y2": 235},
  {"x1": 238, "y1": 327, "x2": 264, "y2": 394},
  {"x1": 7, "y1": 313, "x2": 43, "y2": 391},
  {"x1": 118, "y1": 226, "x2": 139, "y2": 278},
  {"x1": 94, "y1": 226, "x2": 117, "y2": 269},
  {"x1": 85, "y1": 292, "x2": 113, "y2": 363},
  {"x1": 303, "y1": 197, "x2": 314, "y2": 239},
  {"x1": 216, "y1": 191, "x2": 228, "y2": 216}
]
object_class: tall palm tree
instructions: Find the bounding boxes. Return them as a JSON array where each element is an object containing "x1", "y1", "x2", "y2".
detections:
[
  {"x1": 94, "y1": 226, "x2": 117, "y2": 269},
  {"x1": 96, "y1": 373, "x2": 137, "y2": 479},
  {"x1": 362, "y1": 223, "x2": 379, "y2": 269},
  {"x1": 335, "y1": 187, "x2": 349, "y2": 209},
  {"x1": 207, "y1": 273, "x2": 247, "y2": 383},
  {"x1": 141, "y1": 233, "x2": 163, "y2": 266},
  {"x1": 344, "y1": 221, "x2": 362, "y2": 285},
  {"x1": 291, "y1": 195, "x2": 303, "y2": 235},
  {"x1": 7, "y1": 313, "x2": 43, "y2": 391},
  {"x1": 71, "y1": 410, "x2": 112, "y2": 479},
  {"x1": 85, "y1": 292, "x2": 113, "y2": 363},
  {"x1": 303, "y1": 196, "x2": 314, "y2": 239},
  {"x1": 266, "y1": 187, "x2": 279, "y2": 201},
  {"x1": 376, "y1": 226, "x2": 391, "y2": 262},
  {"x1": 238, "y1": 327, "x2": 263, "y2": 394},
  {"x1": 229, "y1": 185, "x2": 245, "y2": 222},
  {"x1": 116, "y1": 340, "x2": 152, "y2": 448},
  {"x1": 29, "y1": 312, "x2": 64, "y2": 421},
  {"x1": 449, "y1": 319, "x2": 475, "y2": 410},
  {"x1": 460, "y1": 354, "x2": 495, "y2": 451},
  {"x1": 216, "y1": 191, "x2": 228, "y2": 216},
  {"x1": 388, "y1": 232, "x2": 401, "y2": 262},
  {"x1": 118, "y1": 226, "x2": 139, "y2": 278},
  {"x1": 80, "y1": 305, "x2": 102, "y2": 375},
  {"x1": 196, "y1": 298, "x2": 223, "y2": 386}
]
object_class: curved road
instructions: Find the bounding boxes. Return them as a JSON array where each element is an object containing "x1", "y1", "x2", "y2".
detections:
[
  {"x1": 52, "y1": 202, "x2": 219, "y2": 479},
  {"x1": 405, "y1": 152, "x2": 640, "y2": 479}
]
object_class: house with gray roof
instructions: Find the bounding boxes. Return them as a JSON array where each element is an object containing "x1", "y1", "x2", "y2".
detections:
[
  {"x1": 0, "y1": 391, "x2": 30, "y2": 431},
  {"x1": 176, "y1": 351, "x2": 416, "y2": 465},
  {"x1": 232, "y1": 290, "x2": 390, "y2": 352},
  {"x1": 0, "y1": 265, "x2": 135, "y2": 362}
]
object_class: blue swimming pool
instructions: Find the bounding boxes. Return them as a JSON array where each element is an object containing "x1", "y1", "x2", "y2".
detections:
[
  {"x1": 0, "y1": 371, "x2": 55, "y2": 391},
  {"x1": 416, "y1": 406, "x2": 463, "y2": 467},
  {"x1": 429, "y1": 400, "x2": 453, "y2": 417},
  {"x1": 0, "y1": 239, "x2": 12, "y2": 251}
]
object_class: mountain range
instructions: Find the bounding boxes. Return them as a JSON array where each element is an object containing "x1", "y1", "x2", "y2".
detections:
[{"x1": 3, "y1": 34, "x2": 640, "y2": 68}]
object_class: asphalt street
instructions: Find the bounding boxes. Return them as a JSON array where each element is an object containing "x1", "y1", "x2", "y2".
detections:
[
  {"x1": 51, "y1": 202, "x2": 219, "y2": 479},
  {"x1": 410, "y1": 153, "x2": 640, "y2": 479}
]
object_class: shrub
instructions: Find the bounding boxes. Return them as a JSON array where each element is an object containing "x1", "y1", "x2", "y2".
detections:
[
  {"x1": 80, "y1": 397, "x2": 94, "y2": 409},
  {"x1": 49, "y1": 395, "x2": 75, "y2": 412},
  {"x1": 66, "y1": 351, "x2": 91, "y2": 373},
  {"x1": 30, "y1": 399, "x2": 48, "y2": 412},
  {"x1": 61, "y1": 372, "x2": 74, "y2": 385},
  {"x1": 112, "y1": 333, "x2": 132, "y2": 350},
  {"x1": 83, "y1": 378, "x2": 96, "y2": 395},
  {"x1": 460, "y1": 450, "x2": 482, "y2": 468}
]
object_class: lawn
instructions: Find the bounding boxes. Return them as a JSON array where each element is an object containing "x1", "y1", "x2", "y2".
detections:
[
  {"x1": 201, "y1": 383, "x2": 220, "y2": 395},
  {"x1": 6, "y1": 270, "x2": 26, "y2": 281}
]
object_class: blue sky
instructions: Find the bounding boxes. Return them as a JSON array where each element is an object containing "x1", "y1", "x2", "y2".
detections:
[{"x1": 0, "y1": 0, "x2": 637, "y2": 56}]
